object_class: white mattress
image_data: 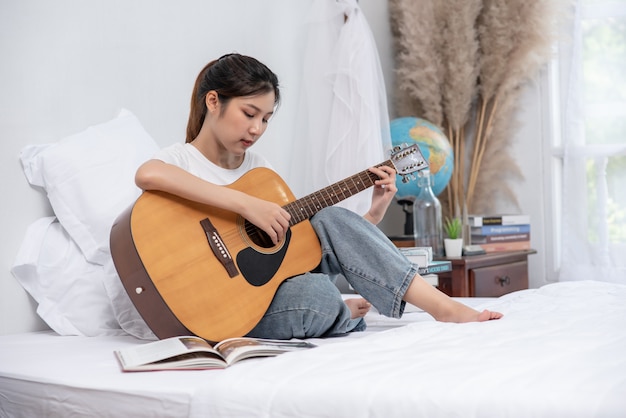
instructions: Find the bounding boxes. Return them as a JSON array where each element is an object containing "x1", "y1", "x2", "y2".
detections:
[{"x1": 1, "y1": 281, "x2": 625, "y2": 418}]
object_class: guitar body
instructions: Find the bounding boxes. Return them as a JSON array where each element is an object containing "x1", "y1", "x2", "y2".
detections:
[{"x1": 110, "y1": 167, "x2": 322, "y2": 342}]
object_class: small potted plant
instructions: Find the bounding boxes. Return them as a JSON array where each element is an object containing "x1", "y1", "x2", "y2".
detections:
[{"x1": 443, "y1": 217, "x2": 463, "y2": 257}]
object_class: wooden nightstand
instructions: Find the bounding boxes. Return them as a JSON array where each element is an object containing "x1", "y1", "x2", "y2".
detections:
[{"x1": 436, "y1": 250, "x2": 536, "y2": 297}]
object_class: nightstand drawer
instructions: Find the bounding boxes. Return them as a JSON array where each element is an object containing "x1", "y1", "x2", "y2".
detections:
[{"x1": 470, "y1": 261, "x2": 528, "y2": 297}]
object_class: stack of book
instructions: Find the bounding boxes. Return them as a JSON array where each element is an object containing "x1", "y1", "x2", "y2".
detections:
[
  {"x1": 468, "y1": 214, "x2": 531, "y2": 253},
  {"x1": 398, "y1": 247, "x2": 452, "y2": 287}
]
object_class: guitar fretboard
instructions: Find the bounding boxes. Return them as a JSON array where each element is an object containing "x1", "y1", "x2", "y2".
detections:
[{"x1": 285, "y1": 160, "x2": 394, "y2": 225}]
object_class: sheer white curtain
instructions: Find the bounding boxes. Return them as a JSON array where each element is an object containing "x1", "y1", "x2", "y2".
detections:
[
  {"x1": 558, "y1": 0, "x2": 626, "y2": 283},
  {"x1": 289, "y1": 0, "x2": 391, "y2": 215}
]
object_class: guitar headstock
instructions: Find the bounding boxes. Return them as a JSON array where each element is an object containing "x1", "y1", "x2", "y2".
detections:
[{"x1": 390, "y1": 144, "x2": 429, "y2": 183}]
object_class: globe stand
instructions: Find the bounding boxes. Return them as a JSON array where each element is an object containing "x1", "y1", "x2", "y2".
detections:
[{"x1": 397, "y1": 198, "x2": 414, "y2": 236}]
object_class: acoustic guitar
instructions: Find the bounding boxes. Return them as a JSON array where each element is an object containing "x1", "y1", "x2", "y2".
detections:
[{"x1": 110, "y1": 144, "x2": 427, "y2": 342}]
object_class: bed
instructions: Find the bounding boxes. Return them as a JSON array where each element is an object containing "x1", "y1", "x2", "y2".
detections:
[
  {"x1": 2, "y1": 110, "x2": 626, "y2": 417},
  {"x1": 1, "y1": 283, "x2": 626, "y2": 417}
]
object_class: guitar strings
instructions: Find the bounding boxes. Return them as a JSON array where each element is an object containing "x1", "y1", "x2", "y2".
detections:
[{"x1": 239, "y1": 163, "x2": 389, "y2": 237}]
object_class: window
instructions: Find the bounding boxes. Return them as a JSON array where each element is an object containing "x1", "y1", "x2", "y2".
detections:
[
  {"x1": 580, "y1": 1, "x2": 626, "y2": 244},
  {"x1": 551, "y1": 0, "x2": 626, "y2": 282}
]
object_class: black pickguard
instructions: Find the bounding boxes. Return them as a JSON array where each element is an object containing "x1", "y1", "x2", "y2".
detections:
[{"x1": 236, "y1": 229, "x2": 292, "y2": 286}]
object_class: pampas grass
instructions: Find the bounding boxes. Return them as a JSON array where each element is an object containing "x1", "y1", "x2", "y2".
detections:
[
  {"x1": 390, "y1": 0, "x2": 444, "y2": 125},
  {"x1": 390, "y1": 0, "x2": 565, "y2": 217},
  {"x1": 439, "y1": 0, "x2": 482, "y2": 216}
]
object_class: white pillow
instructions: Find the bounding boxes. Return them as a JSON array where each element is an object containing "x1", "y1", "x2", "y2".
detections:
[
  {"x1": 11, "y1": 217, "x2": 126, "y2": 337},
  {"x1": 20, "y1": 109, "x2": 159, "y2": 265}
]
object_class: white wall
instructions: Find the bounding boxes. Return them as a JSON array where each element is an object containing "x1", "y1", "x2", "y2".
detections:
[
  {"x1": 0, "y1": 0, "x2": 550, "y2": 335},
  {"x1": 0, "y1": 0, "x2": 313, "y2": 335}
]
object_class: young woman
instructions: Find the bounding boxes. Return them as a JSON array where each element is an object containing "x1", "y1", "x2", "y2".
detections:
[{"x1": 135, "y1": 53, "x2": 502, "y2": 340}]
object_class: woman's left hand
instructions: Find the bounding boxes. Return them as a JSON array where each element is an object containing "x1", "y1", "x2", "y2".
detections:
[{"x1": 364, "y1": 165, "x2": 397, "y2": 224}]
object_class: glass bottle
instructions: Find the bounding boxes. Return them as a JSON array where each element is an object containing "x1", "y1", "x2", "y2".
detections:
[{"x1": 412, "y1": 169, "x2": 444, "y2": 257}]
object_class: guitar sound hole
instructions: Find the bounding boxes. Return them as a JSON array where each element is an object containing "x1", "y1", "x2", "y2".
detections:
[{"x1": 244, "y1": 221, "x2": 275, "y2": 248}]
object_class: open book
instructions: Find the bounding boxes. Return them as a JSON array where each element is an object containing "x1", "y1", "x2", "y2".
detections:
[{"x1": 115, "y1": 336, "x2": 316, "y2": 371}]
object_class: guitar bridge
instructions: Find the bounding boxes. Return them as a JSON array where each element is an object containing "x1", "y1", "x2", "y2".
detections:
[{"x1": 200, "y1": 218, "x2": 239, "y2": 278}]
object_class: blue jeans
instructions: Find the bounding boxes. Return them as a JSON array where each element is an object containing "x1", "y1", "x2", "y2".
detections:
[{"x1": 246, "y1": 207, "x2": 417, "y2": 339}]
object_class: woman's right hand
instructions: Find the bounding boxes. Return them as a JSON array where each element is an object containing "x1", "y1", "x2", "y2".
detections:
[
  {"x1": 136, "y1": 160, "x2": 291, "y2": 244},
  {"x1": 239, "y1": 195, "x2": 291, "y2": 245}
]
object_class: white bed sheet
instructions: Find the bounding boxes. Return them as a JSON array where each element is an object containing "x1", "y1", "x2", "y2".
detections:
[{"x1": 1, "y1": 281, "x2": 625, "y2": 418}]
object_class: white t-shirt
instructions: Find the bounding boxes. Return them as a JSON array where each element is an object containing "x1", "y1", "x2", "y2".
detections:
[{"x1": 153, "y1": 142, "x2": 273, "y2": 185}]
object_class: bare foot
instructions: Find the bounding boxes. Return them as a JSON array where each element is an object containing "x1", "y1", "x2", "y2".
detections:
[
  {"x1": 403, "y1": 274, "x2": 503, "y2": 323},
  {"x1": 436, "y1": 301, "x2": 503, "y2": 323},
  {"x1": 345, "y1": 297, "x2": 372, "y2": 319},
  {"x1": 477, "y1": 309, "x2": 503, "y2": 321}
]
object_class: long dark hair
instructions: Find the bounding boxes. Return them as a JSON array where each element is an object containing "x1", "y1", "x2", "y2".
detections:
[{"x1": 186, "y1": 53, "x2": 281, "y2": 143}]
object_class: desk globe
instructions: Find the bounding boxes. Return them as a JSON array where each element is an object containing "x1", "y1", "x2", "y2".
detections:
[
  {"x1": 390, "y1": 117, "x2": 453, "y2": 236},
  {"x1": 390, "y1": 117, "x2": 453, "y2": 198}
]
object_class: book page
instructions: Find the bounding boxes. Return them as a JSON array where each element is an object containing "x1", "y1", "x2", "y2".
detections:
[
  {"x1": 216, "y1": 338, "x2": 316, "y2": 365},
  {"x1": 118, "y1": 336, "x2": 219, "y2": 368}
]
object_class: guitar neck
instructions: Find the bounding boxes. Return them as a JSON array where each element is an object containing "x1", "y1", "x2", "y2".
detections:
[{"x1": 285, "y1": 160, "x2": 394, "y2": 225}]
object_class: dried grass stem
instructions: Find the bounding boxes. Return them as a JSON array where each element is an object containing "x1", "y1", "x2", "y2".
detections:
[{"x1": 390, "y1": 0, "x2": 563, "y2": 216}]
